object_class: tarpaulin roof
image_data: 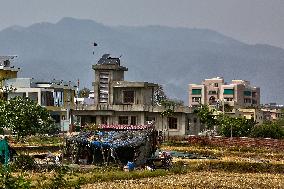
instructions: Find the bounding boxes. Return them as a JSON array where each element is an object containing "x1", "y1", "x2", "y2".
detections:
[{"x1": 97, "y1": 124, "x2": 154, "y2": 130}]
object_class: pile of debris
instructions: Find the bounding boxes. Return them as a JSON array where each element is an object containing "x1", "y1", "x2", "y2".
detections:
[{"x1": 64, "y1": 126, "x2": 158, "y2": 166}]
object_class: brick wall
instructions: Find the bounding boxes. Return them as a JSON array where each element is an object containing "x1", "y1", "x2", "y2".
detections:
[{"x1": 186, "y1": 136, "x2": 284, "y2": 150}]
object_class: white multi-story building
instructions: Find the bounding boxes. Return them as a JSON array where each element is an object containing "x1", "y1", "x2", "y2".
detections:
[{"x1": 189, "y1": 77, "x2": 260, "y2": 109}]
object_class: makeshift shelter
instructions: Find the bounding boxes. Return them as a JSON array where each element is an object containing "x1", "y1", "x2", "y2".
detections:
[{"x1": 65, "y1": 124, "x2": 158, "y2": 166}]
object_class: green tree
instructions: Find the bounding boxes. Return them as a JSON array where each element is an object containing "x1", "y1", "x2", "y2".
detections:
[
  {"x1": 161, "y1": 99, "x2": 184, "y2": 107},
  {"x1": 0, "y1": 97, "x2": 57, "y2": 139},
  {"x1": 251, "y1": 122, "x2": 284, "y2": 139},
  {"x1": 194, "y1": 104, "x2": 217, "y2": 130},
  {"x1": 218, "y1": 115, "x2": 255, "y2": 137},
  {"x1": 275, "y1": 117, "x2": 284, "y2": 127},
  {"x1": 78, "y1": 87, "x2": 90, "y2": 98},
  {"x1": 153, "y1": 85, "x2": 167, "y2": 106}
]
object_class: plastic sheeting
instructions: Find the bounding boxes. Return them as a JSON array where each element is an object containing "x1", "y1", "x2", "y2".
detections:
[
  {"x1": 65, "y1": 129, "x2": 157, "y2": 165},
  {"x1": 0, "y1": 139, "x2": 9, "y2": 165}
]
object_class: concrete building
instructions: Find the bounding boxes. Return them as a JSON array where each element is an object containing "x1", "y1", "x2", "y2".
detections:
[
  {"x1": 0, "y1": 56, "x2": 20, "y2": 99},
  {"x1": 0, "y1": 55, "x2": 20, "y2": 80},
  {"x1": 237, "y1": 108, "x2": 264, "y2": 125},
  {"x1": 189, "y1": 77, "x2": 260, "y2": 109},
  {"x1": 71, "y1": 54, "x2": 202, "y2": 136},
  {"x1": 261, "y1": 103, "x2": 284, "y2": 121},
  {"x1": 4, "y1": 78, "x2": 76, "y2": 130},
  {"x1": 1, "y1": 55, "x2": 77, "y2": 129}
]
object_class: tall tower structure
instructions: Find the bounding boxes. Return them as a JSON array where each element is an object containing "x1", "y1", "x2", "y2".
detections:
[
  {"x1": 0, "y1": 56, "x2": 20, "y2": 80},
  {"x1": 92, "y1": 54, "x2": 128, "y2": 105}
]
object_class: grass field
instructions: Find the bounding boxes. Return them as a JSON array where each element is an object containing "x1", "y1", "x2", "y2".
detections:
[
  {"x1": 4, "y1": 138, "x2": 284, "y2": 188},
  {"x1": 161, "y1": 143, "x2": 284, "y2": 164},
  {"x1": 83, "y1": 171, "x2": 284, "y2": 189}
]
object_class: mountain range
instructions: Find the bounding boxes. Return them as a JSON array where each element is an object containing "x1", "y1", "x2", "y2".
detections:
[{"x1": 0, "y1": 17, "x2": 283, "y2": 104}]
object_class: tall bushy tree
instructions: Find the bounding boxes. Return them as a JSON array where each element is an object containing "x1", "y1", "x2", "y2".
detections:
[
  {"x1": 0, "y1": 97, "x2": 56, "y2": 139},
  {"x1": 251, "y1": 122, "x2": 284, "y2": 139},
  {"x1": 194, "y1": 105, "x2": 256, "y2": 136},
  {"x1": 153, "y1": 85, "x2": 167, "y2": 106},
  {"x1": 194, "y1": 104, "x2": 217, "y2": 130},
  {"x1": 218, "y1": 115, "x2": 255, "y2": 137}
]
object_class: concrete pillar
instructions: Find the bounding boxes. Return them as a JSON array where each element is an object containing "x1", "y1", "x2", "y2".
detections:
[
  {"x1": 37, "y1": 91, "x2": 41, "y2": 105},
  {"x1": 179, "y1": 113, "x2": 186, "y2": 135},
  {"x1": 140, "y1": 113, "x2": 145, "y2": 125}
]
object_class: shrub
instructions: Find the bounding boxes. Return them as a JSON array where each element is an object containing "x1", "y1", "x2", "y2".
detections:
[
  {"x1": 0, "y1": 166, "x2": 31, "y2": 189},
  {"x1": 39, "y1": 166, "x2": 70, "y2": 189},
  {"x1": 12, "y1": 154, "x2": 36, "y2": 171},
  {"x1": 170, "y1": 161, "x2": 187, "y2": 174},
  {"x1": 251, "y1": 123, "x2": 284, "y2": 139},
  {"x1": 188, "y1": 161, "x2": 284, "y2": 174},
  {"x1": 48, "y1": 167, "x2": 68, "y2": 189}
]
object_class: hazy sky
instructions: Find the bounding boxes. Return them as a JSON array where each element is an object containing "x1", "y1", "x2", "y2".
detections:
[{"x1": 1, "y1": 0, "x2": 284, "y2": 48}]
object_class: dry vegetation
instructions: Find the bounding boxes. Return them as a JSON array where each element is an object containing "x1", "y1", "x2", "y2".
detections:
[
  {"x1": 162, "y1": 144, "x2": 284, "y2": 163},
  {"x1": 81, "y1": 143, "x2": 284, "y2": 189},
  {"x1": 4, "y1": 138, "x2": 284, "y2": 188},
  {"x1": 83, "y1": 171, "x2": 284, "y2": 189}
]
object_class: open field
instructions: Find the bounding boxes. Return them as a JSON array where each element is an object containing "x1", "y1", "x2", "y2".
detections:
[
  {"x1": 161, "y1": 143, "x2": 284, "y2": 164},
  {"x1": 83, "y1": 171, "x2": 284, "y2": 189},
  {"x1": 3, "y1": 137, "x2": 284, "y2": 188}
]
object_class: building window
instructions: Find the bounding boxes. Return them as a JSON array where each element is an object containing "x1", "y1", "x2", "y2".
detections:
[
  {"x1": 214, "y1": 83, "x2": 219, "y2": 87},
  {"x1": 168, "y1": 117, "x2": 177, "y2": 129},
  {"x1": 187, "y1": 118, "x2": 190, "y2": 130},
  {"x1": 130, "y1": 116, "x2": 137, "y2": 125},
  {"x1": 54, "y1": 91, "x2": 64, "y2": 107},
  {"x1": 192, "y1": 89, "x2": 202, "y2": 95},
  {"x1": 244, "y1": 98, "x2": 252, "y2": 103},
  {"x1": 101, "y1": 116, "x2": 108, "y2": 124},
  {"x1": 224, "y1": 98, "x2": 233, "y2": 101},
  {"x1": 244, "y1": 91, "x2": 252, "y2": 96},
  {"x1": 146, "y1": 116, "x2": 155, "y2": 121},
  {"x1": 119, "y1": 116, "x2": 128, "y2": 124},
  {"x1": 123, "y1": 91, "x2": 135, "y2": 103},
  {"x1": 208, "y1": 91, "x2": 217, "y2": 95},
  {"x1": 209, "y1": 96, "x2": 216, "y2": 105},
  {"x1": 223, "y1": 89, "x2": 234, "y2": 95},
  {"x1": 192, "y1": 97, "x2": 201, "y2": 103},
  {"x1": 145, "y1": 116, "x2": 155, "y2": 124},
  {"x1": 99, "y1": 72, "x2": 109, "y2": 103}
]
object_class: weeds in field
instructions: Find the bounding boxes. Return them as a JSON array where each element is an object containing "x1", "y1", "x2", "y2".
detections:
[
  {"x1": 170, "y1": 161, "x2": 187, "y2": 174},
  {"x1": 0, "y1": 166, "x2": 31, "y2": 189},
  {"x1": 11, "y1": 135, "x2": 64, "y2": 147},
  {"x1": 12, "y1": 154, "x2": 37, "y2": 171},
  {"x1": 5, "y1": 142, "x2": 284, "y2": 188}
]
